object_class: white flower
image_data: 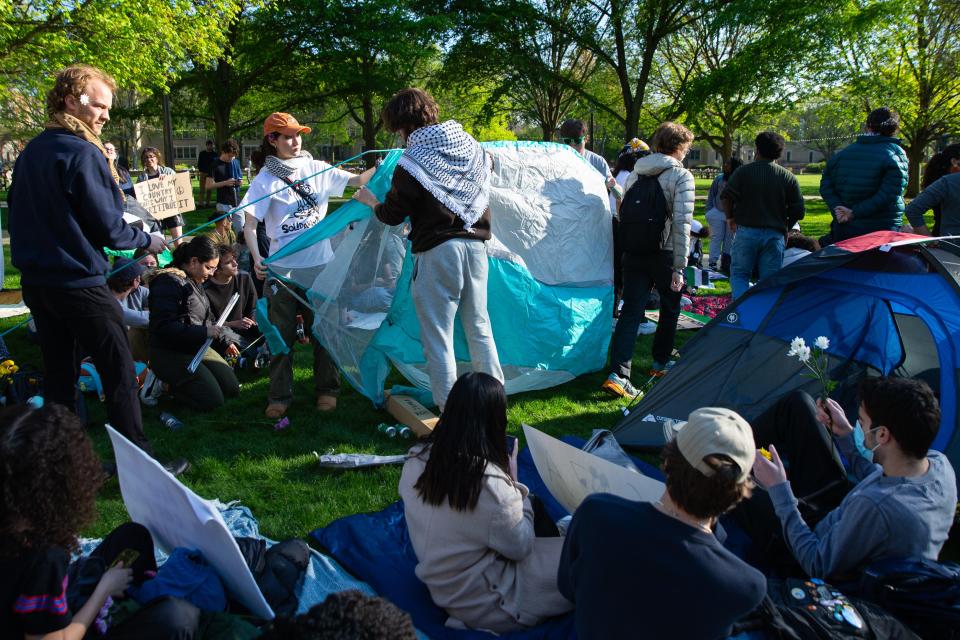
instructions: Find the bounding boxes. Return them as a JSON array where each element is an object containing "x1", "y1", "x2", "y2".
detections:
[
  {"x1": 787, "y1": 336, "x2": 806, "y2": 356},
  {"x1": 814, "y1": 336, "x2": 830, "y2": 350},
  {"x1": 797, "y1": 345, "x2": 812, "y2": 363},
  {"x1": 79, "y1": 94, "x2": 90, "y2": 106}
]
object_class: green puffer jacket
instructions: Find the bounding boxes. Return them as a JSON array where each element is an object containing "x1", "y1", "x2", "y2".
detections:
[{"x1": 819, "y1": 135, "x2": 908, "y2": 240}]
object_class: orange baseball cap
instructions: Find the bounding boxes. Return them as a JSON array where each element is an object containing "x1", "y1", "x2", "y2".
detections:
[{"x1": 263, "y1": 112, "x2": 312, "y2": 137}]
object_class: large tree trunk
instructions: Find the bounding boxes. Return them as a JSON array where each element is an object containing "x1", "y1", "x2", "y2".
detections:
[
  {"x1": 904, "y1": 141, "x2": 925, "y2": 198},
  {"x1": 362, "y1": 94, "x2": 378, "y2": 169}
]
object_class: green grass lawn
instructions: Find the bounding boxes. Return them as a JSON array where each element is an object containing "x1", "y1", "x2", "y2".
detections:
[
  {"x1": 0, "y1": 178, "x2": 953, "y2": 563},
  {"x1": 694, "y1": 173, "x2": 823, "y2": 198}
]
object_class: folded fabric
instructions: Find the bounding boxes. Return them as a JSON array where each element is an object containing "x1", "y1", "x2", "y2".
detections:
[{"x1": 133, "y1": 548, "x2": 226, "y2": 612}]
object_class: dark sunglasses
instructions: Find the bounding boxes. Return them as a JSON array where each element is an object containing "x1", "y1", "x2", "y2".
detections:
[{"x1": 561, "y1": 136, "x2": 585, "y2": 145}]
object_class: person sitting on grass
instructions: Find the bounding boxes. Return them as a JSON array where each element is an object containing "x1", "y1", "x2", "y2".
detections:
[
  {"x1": 257, "y1": 589, "x2": 416, "y2": 640},
  {"x1": 203, "y1": 211, "x2": 237, "y2": 248},
  {"x1": 781, "y1": 229, "x2": 820, "y2": 267},
  {"x1": 107, "y1": 257, "x2": 150, "y2": 361},
  {"x1": 0, "y1": 403, "x2": 201, "y2": 639},
  {"x1": 133, "y1": 247, "x2": 160, "y2": 271},
  {"x1": 146, "y1": 236, "x2": 240, "y2": 411},
  {"x1": 745, "y1": 378, "x2": 957, "y2": 580},
  {"x1": 204, "y1": 243, "x2": 259, "y2": 354},
  {"x1": 398, "y1": 372, "x2": 572, "y2": 633},
  {"x1": 558, "y1": 407, "x2": 766, "y2": 640}
]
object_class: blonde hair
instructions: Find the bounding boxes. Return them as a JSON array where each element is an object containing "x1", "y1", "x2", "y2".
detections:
[
  {"x1": 46, "y1": 64, "x2": 117, "y2": 117},
  {"x1": 651, "y1": 121, "x2": 695, "y2": 154}
]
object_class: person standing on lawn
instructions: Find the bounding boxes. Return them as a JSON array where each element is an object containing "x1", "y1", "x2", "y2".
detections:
[
  {"x1": 7, "y1": 64, "x2": 185, "y2": 474},
  {"x1": 352, "y1": 88, "x2": 504, "y2": 411},
  {"x1": 819, "y1": 107, "x2": 908, "y2": 244},
  {"x1": 196, "y1": 140, "x2": 217, "y2": 208},
  {"x1": 721, "y1": 132, "x2": 804, "y2": 299},
  {"x1": 243, "y1": 112, "x2": 375, "y2": 419},
  {"x1": 601, "y1": 122, "x2": 695, "y2": 399}
]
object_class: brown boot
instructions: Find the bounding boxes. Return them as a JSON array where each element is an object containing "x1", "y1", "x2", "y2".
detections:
[
  {"x1": 265, "y1": 403, "x2": 287, "y2": 419},
  {"x1": 316, "y1": 395, "x2": 337, "y2": 412}
]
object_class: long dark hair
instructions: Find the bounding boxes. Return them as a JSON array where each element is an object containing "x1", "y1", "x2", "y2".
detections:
[
  {"x1": 171, "y1": 235, "x2": 218, "y2": 270},
  {"x1": 922, "y1": 143, "x2": 960, "y2": 189},
  {"x1": 723, "y1": 157, "x2": 743, "y2": 180},
  {"x1": 414, "y1": 373, "x2": 510, "y2": 511},
  {"x1": 257, "y1": 134, "x2": 277, "y2": 162},
  {"x1": 612, "y1": 151, "x2": 638, "y2": 175}
]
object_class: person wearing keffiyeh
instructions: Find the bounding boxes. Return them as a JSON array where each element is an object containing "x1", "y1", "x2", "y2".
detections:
[{"x1": 354, "y1": 88, "x2": 504, "y2": 411}]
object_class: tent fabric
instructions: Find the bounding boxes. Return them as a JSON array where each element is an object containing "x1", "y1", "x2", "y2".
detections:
[
  {"x1": 263, "y1": 142, "x2": 614, "y2": 406},
  {"x1": 612, "y1": 233, "x2": 960, "y2": 474}
]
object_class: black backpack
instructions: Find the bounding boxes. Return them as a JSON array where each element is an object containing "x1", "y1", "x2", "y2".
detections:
[
  {"x1": 619, "y1": 172, "x2": 669, "y2": 256},
  {"x1": 856, "y1": 557, "x2": 960, "y2": 639}
]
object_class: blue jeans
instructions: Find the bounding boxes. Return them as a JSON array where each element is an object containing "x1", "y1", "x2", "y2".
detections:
[{"x1": 730, "y1": 226, "x2": 785, "y2": 299}]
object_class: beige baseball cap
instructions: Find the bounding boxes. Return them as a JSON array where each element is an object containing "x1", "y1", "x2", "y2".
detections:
[{"x1": 677, "y1": 407, "x2": 755, "y2": 482}]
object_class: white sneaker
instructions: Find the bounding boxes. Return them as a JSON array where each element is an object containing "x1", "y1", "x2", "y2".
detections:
[
  {"x1": 139, "y1": 370, "x2": 163, "y2": 407},
  {"x1": 637, "y1": 320, "x2": 657, "y2": 335}
]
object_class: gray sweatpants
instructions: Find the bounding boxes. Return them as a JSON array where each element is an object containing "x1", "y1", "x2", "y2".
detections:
[{"x1": 412, "y1": 238, "x2": 504, "y2": 410}]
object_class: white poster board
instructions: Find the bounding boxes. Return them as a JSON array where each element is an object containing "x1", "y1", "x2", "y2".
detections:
[
  {"x1": 133, "y1": 172, "x2": 196, "y2": 220},
  {"x1": 106, "y1": 426, "x2": 274, "y2": 619},
  {"x1": 522, "y1": 424, "x2": 664, "y2": 513}
]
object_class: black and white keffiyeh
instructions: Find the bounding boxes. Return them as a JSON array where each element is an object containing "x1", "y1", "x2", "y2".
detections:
[
  {"x1": 399, "y1": 120, "x2": 490, "y2": 229},
  {"x1": 265, "y1": 151, "x2": 314, "y2": 180}
]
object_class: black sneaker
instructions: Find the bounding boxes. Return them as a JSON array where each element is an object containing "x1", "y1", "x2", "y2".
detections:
[{"x1": 163, "y1": 458, "x2": 191, "y2": 476}]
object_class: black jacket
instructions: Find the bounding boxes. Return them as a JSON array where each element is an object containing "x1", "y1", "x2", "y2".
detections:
[
  {"x1": 146, "y1": 268, "x2": 237, "y2": 354},
  {"x1": 9, "y1": 129, "x2": 150, "y2": 288}
]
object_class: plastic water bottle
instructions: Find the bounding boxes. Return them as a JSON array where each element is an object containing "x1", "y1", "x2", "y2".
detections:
[
  {"x1": 376, "y1": 423, "x2": 397, "y2": 438},
  {"x1": 159, "y1": 412, "x2": 184, "y2": 430}
]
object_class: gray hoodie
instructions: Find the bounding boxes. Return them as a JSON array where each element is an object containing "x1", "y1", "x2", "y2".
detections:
[{"x1": 624, "y1": 153, "x2": 695, "y2": 270}]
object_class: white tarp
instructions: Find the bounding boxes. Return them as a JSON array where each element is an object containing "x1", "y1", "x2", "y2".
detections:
[
  {"x1": 486, "y1": 142, "x2": 613, "y2": 286},
  {"x1": 106, "y1": 426, "x2": 274, "y2": 619},
  {"x1": 522, "y1": 423, "x2": 664, "y2": 513}
]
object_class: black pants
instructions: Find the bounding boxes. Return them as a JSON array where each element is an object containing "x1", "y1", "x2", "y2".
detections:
[
  {"x1": 89, "y1": 523, "x2": 201, "y2": 639},
  {"x1": 22, "y1": 284, "x2": 151, "y2": 453},
  {"x1": 609, "y1": 250, "x2": 681, "y2": 377},
  {"x1": 731, "y1": 391, "x2": 852, "y2": 572}
]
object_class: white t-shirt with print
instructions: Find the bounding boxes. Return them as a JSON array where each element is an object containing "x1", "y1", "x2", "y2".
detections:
[{"x1": 241, "y1": 158, "x2": 352, "y2": 269}]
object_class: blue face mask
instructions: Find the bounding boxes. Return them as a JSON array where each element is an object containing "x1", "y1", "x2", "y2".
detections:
[{"x1": 853, "y1": 420, "x2": 882, "y2": 461}]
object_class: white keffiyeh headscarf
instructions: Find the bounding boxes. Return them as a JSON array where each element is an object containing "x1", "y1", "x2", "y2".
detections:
[{"x1": 398, "y1": 120, "x2": 490, "y2": 230}]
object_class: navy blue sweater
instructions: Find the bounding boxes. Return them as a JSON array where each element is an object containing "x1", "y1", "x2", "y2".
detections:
[
  {"x1": 558, "y1": 494, "x2": 766, "y2": 640},
  {"x1": 9, "y1": 129, "x2": 151, "y2": 288}
]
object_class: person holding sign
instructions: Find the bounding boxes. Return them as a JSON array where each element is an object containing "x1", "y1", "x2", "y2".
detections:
[
  {"x1": 8, "y1": 64, "x2": 175, "y2": 470},
  {"x1": 0, "y1": 403, "x2": 204, "y2": 640},
  {"x1": 137, "y1": 147, "x2": 183, "y2": 246},
  {"x1": 242, "y1": 112, "x2": 375, "y2": 420},
  {"x1": 558, "y1": 407, "x2": 765, "y2": 640},
  {"x1": 146, "y1": 236, "x2": 240, "y2": 412}
]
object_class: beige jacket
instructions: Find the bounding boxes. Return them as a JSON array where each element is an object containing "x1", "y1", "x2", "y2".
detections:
[
  {"x1": 624, "y1": 153, "x2": 695, "y2": 270},
  {"x1": 399, "y1": 445, "x2": 571, "y2": 633}
]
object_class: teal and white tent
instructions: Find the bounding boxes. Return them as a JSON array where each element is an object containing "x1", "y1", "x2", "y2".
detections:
[{"x1": 262, "y1": 141, "x2": 613, "y2": 406}]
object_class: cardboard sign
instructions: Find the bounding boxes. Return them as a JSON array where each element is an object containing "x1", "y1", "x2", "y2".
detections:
[
  {"x1": 133, "y1": 172, "x2": 196, "y2": 220},
  {"x1": 646, "y1": 310, "x2": 708, "y2": 330},
  {"x1": 522, "y1": 424, "x2": 664, "y2": 513},
  {"x1": 106, "y1": 426, "x2": 274, "y2": 619},
  {"x1": 385, "y1": 392, "x2": 438, "y2": 437}
]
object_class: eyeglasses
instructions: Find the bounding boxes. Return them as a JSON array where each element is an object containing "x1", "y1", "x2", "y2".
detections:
[{"x1": 561, "y1": 136, "x2": 585, "y2": 145}]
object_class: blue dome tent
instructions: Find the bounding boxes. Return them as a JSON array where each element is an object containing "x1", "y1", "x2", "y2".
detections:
[{"x1": 613, "y1": 232, "x2": 960, "y2": 472}]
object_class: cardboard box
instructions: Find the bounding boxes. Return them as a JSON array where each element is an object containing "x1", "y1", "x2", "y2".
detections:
[{"x1": 385, "y1": 393, "x2": 438, "y2": 437}]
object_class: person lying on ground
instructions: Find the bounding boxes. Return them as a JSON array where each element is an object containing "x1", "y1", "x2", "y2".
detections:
[
  {"x1": 558, "y1": 407, "x2": 765, "y2": 640},
  {"x1": 146, "y1": 236, "x2": 240, "y2": 411},
  {"x1": 398, "y1": 372, "x2": 572, "y2": 633},
  {"x1": 353, "y1": 88, "x2": 503, "y2": 412},
  {"x1": 243, "y1": 112, "x2": 375, "y2": 419},
  {"x1": 257, "y1": 589, "x2": 416, "y2": 640},
  {"x1": 743, "y1": 378, "x2": 956, "y2": 580},
  {"x1": 0, "y1": 403, "x2": 202, "y2": 640},
  {"x1": 204, "y1": 243, "x2": 259, "y2": 354}
]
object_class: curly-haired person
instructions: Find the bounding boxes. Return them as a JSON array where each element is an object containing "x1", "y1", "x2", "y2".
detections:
[
  {"x1": 258, "y1": 590, "x2": 416, "y2": 640},
  {"x1": 0, "y1": 404, "x2": 201, "y2": 640}
]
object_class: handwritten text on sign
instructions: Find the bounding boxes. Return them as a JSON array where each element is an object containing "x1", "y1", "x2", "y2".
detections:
[{"x1": 133, "y1": 172, "x2": 196, "y2": 220}]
